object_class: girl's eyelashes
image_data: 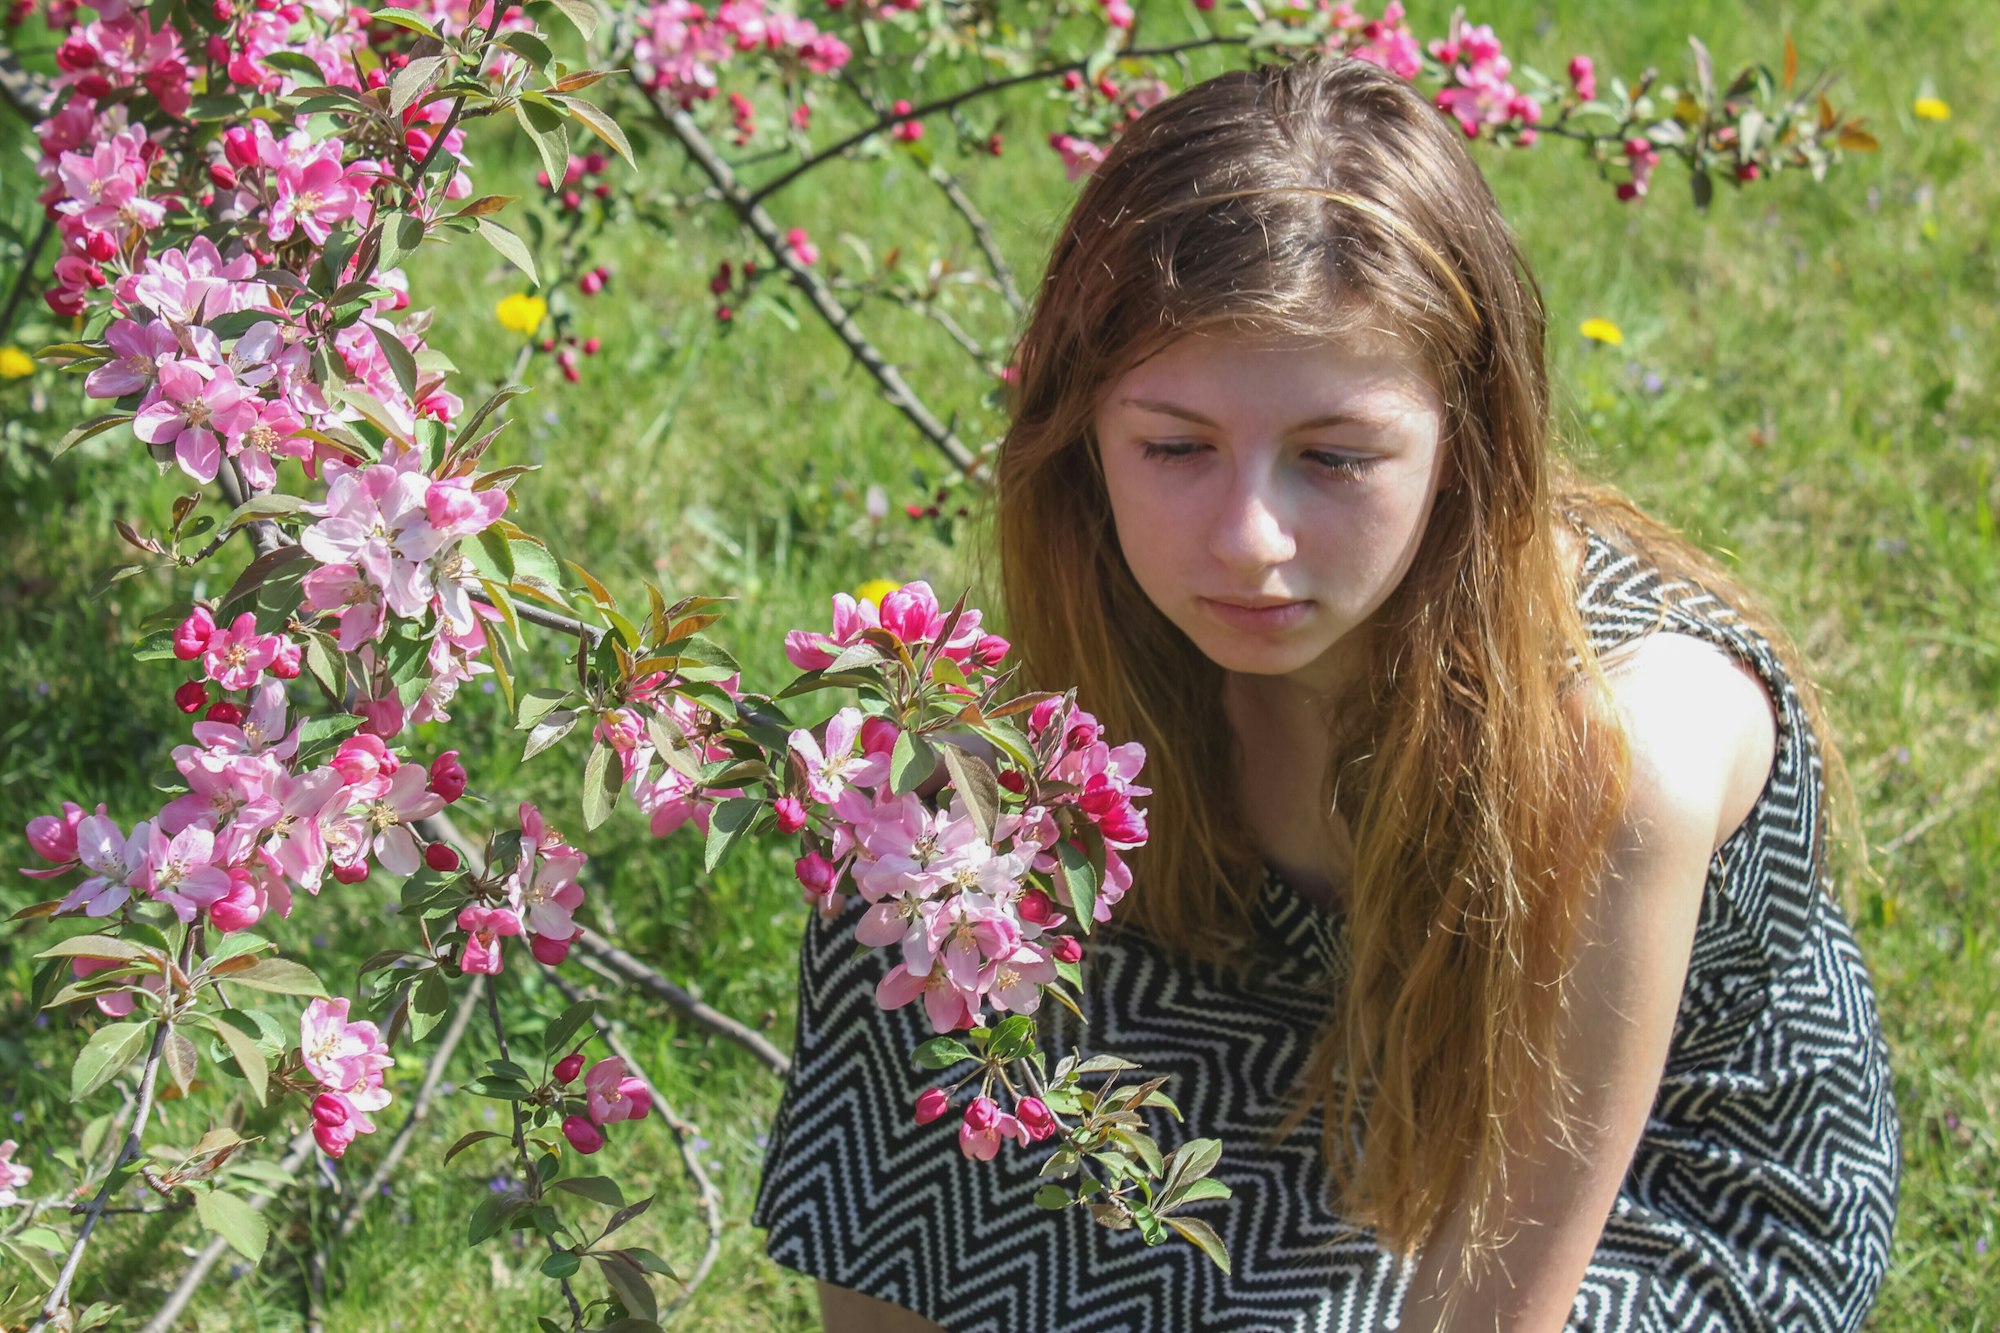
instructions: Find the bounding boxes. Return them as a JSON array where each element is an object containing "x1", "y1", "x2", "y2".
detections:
[{"x1": 1138, "y1": 440, "x2": 1379, "y2": 479}]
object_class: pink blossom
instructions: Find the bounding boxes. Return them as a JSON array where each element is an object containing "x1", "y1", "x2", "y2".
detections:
[
  {"x1": 201, "y1": 610, "x2": 282, "y2": 690},
  {"x1": 25, "y1": 801, "x2": 91, "y2": 868},
  {"x1": 56, "y1": 812, "x2": 145, "y2": 917},
  {"x1": 0, "y1": 1140, "x2": 32, "y2": 1207},
  {"x1": 584, "y1": 1057, "x2": 652, "y2": 1125},
  {"x1": 267, "y1": 152, "x2": 363, "y2": 245},
  {"x1": 358, "y1": 764, "x2": 447, "y2": 875},
  {"x1": 788, "y1": 707, "x2": 890, "y2": 804},
  {"x1": 986, "y1": 941, "x2": 1057, "y2": 1014},
  {"x1": 70, "y1": 956, "x2": 138, "y2": 1018},
  {"x1": 784, "y1": 227, "x2": 818, "y2": 266},
  {"x1": 301, "y1": 995, "x2": 394, "y2": 1093},
  {"x1": 133, "y1": 361, "x2": 256, "y2": 484},
  {"x1": 86, "y1": 318, "x2": 178, "y2": 399},
  {"x1": 876, "y1": 961, "x2": 982, "y2": 1033},
  {"x1": 782, "y1": 590, "x2": 880, "y2": 669},
  {"x1": 1568, "y1": 53, "x2": 1596, "y2": 101},
  {"x1": 135, "y1": 822, "x2": 233, "y2": 922},
  {"x1": 457, "y1": 903, "x2": 522, "y2": 974},
  {"x1": 1048, "y1": 133, "x2": 1106, "y2": 183}
]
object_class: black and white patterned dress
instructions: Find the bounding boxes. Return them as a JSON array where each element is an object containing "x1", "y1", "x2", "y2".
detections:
[{"x1": 751, "y1": 526, "x2": 1900, "y2": 1331}]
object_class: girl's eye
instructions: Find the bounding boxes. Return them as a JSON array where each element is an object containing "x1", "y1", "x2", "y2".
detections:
[
  {"x1": 1139, "y1": 441, "x2": 1206, "y2": 464},
  {"x1": 1305, "y1": 451, "x2": 1378, "y2": 479}
]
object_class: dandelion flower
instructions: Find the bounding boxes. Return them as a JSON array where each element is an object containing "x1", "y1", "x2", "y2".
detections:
[
  {"x1": 494, "y1": 293, "x2": 548, "y2": 336},
  {"x1": 0, "y1": 346, "x2": 34, "y2": 379},
  {"x1": 853, "y1": 578, "x2": 901, "y2": 607},
  {"x1": 1579, "y1": 317, "x2": 1624, "y2": 347},
  {"x1": 1913, "y1": 97, "x2": 1950, "y2": 122}
]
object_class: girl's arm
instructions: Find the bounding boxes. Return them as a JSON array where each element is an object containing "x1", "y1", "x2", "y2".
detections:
[{"x1": 1397, "y1": 632, "x2": 1780, "y2": 1333}]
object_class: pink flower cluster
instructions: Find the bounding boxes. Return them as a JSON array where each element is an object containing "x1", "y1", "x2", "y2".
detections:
[
  {"x1": 302, "y1": 997, "x2": 394, "y2": 1158},
  {"x1": 21, "y1": 683, "x2": 470, "y2": 928},
  {"x1": 556, "y1": 1054, "x2": 650, "y2": 1154},
  {"x1": 0, "y1": 1140, "x2": 31, "y2": 1207},
  {"x1": 456, "y1": 802, "x2": 588, "y2": 973},
  {"x1": 1421, "y1": 12, "x2": 1541, "y2": 142},
  {"x1": 632, "y1": 0, "x2": 850, "y2": 109},
  {"x1": 770, "y1": 585, "x2": 1147, "y2": 1036},
  {"x1": 592, "y1": 671, "x2": 752, "y2": 840},
  {"x1": 299, "y1": 442, "x2": 509, "y2": 736},
  {"x1": 914, "y1": 1090, "x2": 1058, "y2": 1161}
]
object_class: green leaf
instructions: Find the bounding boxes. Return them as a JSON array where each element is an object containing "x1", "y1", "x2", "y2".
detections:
[
  {"x1": 551, "y1": 1174, "x2": 624, "y2": 1206},
  {"x1": 550, "y1": 93, "x2": 634, "y2": 168},
  {"x1": 202, "y1": 1013, "x2": 269, "y2": 1106},
  {"x1": 37, "y1": 935, "x2": 151, "y2": 963},
  {"x1": 594, "y1": 1250, "x2": 659, "y2": 1324},
  {"x1": 362, "y1": 8, "x2": 442, "y2": 37},
  {"x1": 523, "y1": 708, "x2": 580, "y2": 761},
  {"x1": 53, "y1": 412, "x2": 133, "y2": 457},
  {"x1": 72, "y1": 1022, "x2": 150, "y2": 1101},
  {"x1": 702, "y1": 795, "x2": 760, "y2": 872},
  {"x1": 444, "y1": 1129, "x2": 507, "y2": 1165},
  {"x1": 1055, "y1": 841, "x2": 1098, "y2": 935},
  {"x1": 476, "y1": 217, "x2": 539, "y2": 287},
  {"x1": 542, "y1": 998, "x2": 597, "y2": 1060},
  {"x1": 1159, "y1": 1138, "x2": 1223, "y2": 1207},
  {"x1": 512, "y1": 96, "x2": 571, "y2": 195},
  {"x1": 1164, "y1": 1176, "x2": 1233, "y2": 1207},
  {"x1": 366, "y1": 320, "x2": 419, "y2": 403},
  {"x1": 391, "y1": 54, "x2": 447, "y2": 118},
  {"x1": 195, "y1": 1189, "x2": 269, "y2": 1264},
  {"x1": 406, "y1": 971, "x2": 450, "y2": 1043},
  {"x1": 911, "y1": 1036, "x2": 975, "y2": 1070},
  {"x1": 890, "y1": 729, "x2": 937, "y2": 796},
  {"x1": 497, "y1": 29, "x2": 554, "y2": 72},
  {"x1": 540, "y1": 1250, "x2": 582, "y2": 1279},
  {"x1": 213, "y1": 956, "x2": 329, "y2": 997},
  {"x1": 1165, "y1": 1215, "x2": 1231, "y2": 1274},
  {"x1": 536, "y1": 0, "x2": 599, "y2": 40},
  {"x1": 516, "y1": 686, "x2": 570, "y2": 729},
  {"x1": 581, "y1": 739, "x2": 621, "y2": 831},
  {"x1": 1033, "y1": 1184, "x2": 1070, "y2": 1210},
  {"x1": 939, "y1": 741, "x2": 999, "y2": 841}
]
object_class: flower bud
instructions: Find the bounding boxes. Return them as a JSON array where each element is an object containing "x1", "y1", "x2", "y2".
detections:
[
  {"x1": 311, "y1": 1093, "x2": 349, "y2": 1127},
  {"x1": 84, "y1": 230, "x2": 118, "y2": 262},
  {"x1": 553, "y1": 1051, "x2": 585, "y2": 1085},
  {"x1": 222, "y1": 125, "x2": 258, "y2": 169},
  {"x1": 173, "y1": 606, "x2": 216, "y2": 660},
  {"x1": 962, "y1": 1095, "x2": 998, "y2": 1132},
  {"x1": 1018, "y1": 888, "x2": 1057, "y2": 927},
  {"x1": 561, "y1": 1115, "x2": 605, "y2": 1154},
  {"x1": 582, "y1": 336, "x2": 600, "y2": 355},
  {"x1": 174, "y1": 680, "x2": 210, "y2": 714},
  {"x1": 212, "y1": 0, "x2": 234, "y2": 19},
  {"x1": 204, "y1": 700, "x2": 245, "y2": 725},
  {"x1": 268, "y1": 636, "x2": 302, "y2": 679},
  {"x1": 582, "y1": 151, "x2": 607, "y2": 175},
  {"x1": 579, "y1": 270, "x2": 604, "y2": 295},
  {"x1": 332, "y1": 734, "x2": 396, "y2": 785},
  {"x1": 773, "y1": 796, "x2": 807, "y2": 834},
  {"x1": 423, "y1": 842, "x2": 460, "y2": 872},
  {"x1": 970, "y1": 633, "x2": 1010, "y2": 667},
  {"x1": 914, "y1": 1088, "x2": 950, "y2": 1125},
  {"x1": 858, "y1": 716, "x2": 901, "y2": 758},
  {"x1": 26, "y1": 803, "x2": 86, "y2": 863},
  {"x1": 428, "y1": 749, "x2": 467, "y2": 802},
  {"x1": 55, "y1": 36, "x2": 98, "y2": 71},
  {"x1": 1015, "y1": 1096, "x2": 1057, "y2": 1141},
  {"x1": 530, "y1": 933, "x2": 572, "y2": 966},
  {"x1": 209, "y1": 867, "x2": 264, "y2": 932},
  {"x1": 1050, "y1": 935, "x2": 1082, "y2": 964},
  {"x1": 330, "y1": 858, "x2": 371, "y2": 885}
]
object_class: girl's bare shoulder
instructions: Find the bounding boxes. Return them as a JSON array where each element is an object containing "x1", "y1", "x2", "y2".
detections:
[{"x1": 1598, "y1": 631, "x2": 1780, "y2": 857}]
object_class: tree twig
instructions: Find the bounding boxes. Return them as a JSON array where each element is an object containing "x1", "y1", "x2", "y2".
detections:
[
  {"x1": 547, "y1": 971, "x2": 726, "y2": 1319},
  {"x1": 640, "y1": 88, "x2": 986, "y2": 482},
  {"x1": 571, "y1": 927, "x2": 790, "y2": 1077}
]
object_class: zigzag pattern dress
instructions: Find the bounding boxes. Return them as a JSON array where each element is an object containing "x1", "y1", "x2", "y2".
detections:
[{"x1": 751, "y1": 526, "x2": 1900, "y2": 1332}]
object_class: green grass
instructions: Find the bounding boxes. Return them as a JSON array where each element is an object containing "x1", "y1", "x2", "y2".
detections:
[{"x1": 2, "y1": 0, "x2": 1997, "y2": 1326}]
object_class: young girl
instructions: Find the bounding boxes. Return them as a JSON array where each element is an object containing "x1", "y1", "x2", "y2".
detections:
[{"x1": 752, "y1": 55, "x2": 1898, "y2": 1332}]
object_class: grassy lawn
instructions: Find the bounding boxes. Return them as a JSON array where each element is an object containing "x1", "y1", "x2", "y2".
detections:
[{"x1": 1, "y1": 0, "x2": 1994, "y2": 1326}]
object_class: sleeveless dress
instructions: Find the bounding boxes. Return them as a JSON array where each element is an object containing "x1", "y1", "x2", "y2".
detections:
[{"x1": 750, "y1": 525, "x2": 1900, "y2": 1332}]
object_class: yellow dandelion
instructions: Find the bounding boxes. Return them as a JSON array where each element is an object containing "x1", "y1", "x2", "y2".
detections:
[
  {"x1": 1913, "y1": 96, "x2": 1950, "y2": 122},
  {"x1": 0, "y1": 345, "x2": 35, "y2": 379},
  {"x1": 494, "y1": 292, "x2": 547, "y2": 336},
  {"x1": 853, "y1": 578, "x2": 901, "y2": 607},
  {"x1": 1579, "y1": 317, "x2": 1624, "y2": 347}
]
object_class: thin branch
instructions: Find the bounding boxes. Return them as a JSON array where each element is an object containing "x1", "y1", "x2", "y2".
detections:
[
  {"x1": 640, "y1": 88, "x2": 986, "y2": 483},
  {"x1": 571, "y1": 927, "x2": 790, "y2": 1078},
  {"x1": 547, "y1": 971, "x2": 725, "y2": 1317},
  {"x1": 135, "y1": 1130, "x2": 320, "y2": 1333},
  {"x1": 0, "y1": 214, "x2": 55, "y2": 347},
  {"x1": 485, "y1": 975, "x2": 586, "y2": 1326},
  {"x1": 30, "y1": 931, "x2": 197, "y2": 1331},
  {"x1": 744, "y1": 35, "x2": 1243, "y2": 208}
]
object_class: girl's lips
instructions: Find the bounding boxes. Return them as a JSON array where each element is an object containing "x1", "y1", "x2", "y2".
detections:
[{"x1": 1201, "y1": 597, "x2": 1313, "y2": 632}]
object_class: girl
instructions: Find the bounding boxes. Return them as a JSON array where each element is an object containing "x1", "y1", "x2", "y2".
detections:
[{"x1": 753, "y1": 55, "x2": 1898, "y2": 1332}]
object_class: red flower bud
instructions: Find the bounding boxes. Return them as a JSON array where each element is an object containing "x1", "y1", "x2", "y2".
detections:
[
  {"x1": 424, "y1": 842, "x2": 460, "y2": 872},
  {"x1": 773, "y1": 796, "x2": 807, "y2": 834},
  {"x1": 997, "y1": 769, "x2": 1026, "y2": 794},
  {"x1": 173, "y1": 606, "x2": 216, "y2": 660},
  {"x1": 84, "y1": 230, "x2": 118, "y2": 261},
  {"x1": 330, "y1": 859, "x2": 371, "y2": 885},
  {"x1": 914, "y1": 1088, "x2": 950, "y2": 1125},
  {"x1": 428, "y1": 749, "x2": 467, "y2": 802},
  {"x1": 204, "y1": 700, "x2": 245, "y2": 725},
  {"x1": 1018, "y1": 887, "x2": 1057, "y2": 927},
  {"x1": 211, "y1": 0, "x2": 234, "y2": 20},
  {"x1": 1015, "y1": 1096, "x2": 1057, "y2": 1140},
  {"x1": 554, "y1": 1051, "x2": 585, "y2": 1084},
  {"x1": 562, "y1": 189, "x2": 581, "y2": 210},
  {"x1": 593, "y1": 182, "x2": 611, "y2": 199},
  {"x1": 1050, "y1": 935, "x2": 1082, "y2": 964},
  {"x1": 268, "y1": 637, "x2": 302, "y2": 679},
  {"x1": 530, "y1": 933, "x2": 572, "y2": 966},
  {"x1": 562, "y1": 1114, "x2": 605, "y2": 1154},
  {"x1": 582, "y1": 337, "x2": 600, "y2": 355},
  {"x1": 174, "y1": 680, "x2": 210, "y2": 714},
  {"x1": 311, "y1": 1092, "x2": 349, "y2": 1126},
  {"x1": 962, "y1": 1095, "x2": 998, "y2": 1131},
  {"x1": 55, "y1": 36, "x2": 98, "y2": 72}
]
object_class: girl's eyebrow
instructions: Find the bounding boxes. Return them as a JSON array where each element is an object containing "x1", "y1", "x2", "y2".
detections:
[{"x1": 1119, "y1": 397, "x2": 1396, "y2": 432}]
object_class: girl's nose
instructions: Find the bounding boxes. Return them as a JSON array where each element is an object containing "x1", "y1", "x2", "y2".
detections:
[{"x1": 1209, "y1": 469, "x2": 1296, "y2": 573}]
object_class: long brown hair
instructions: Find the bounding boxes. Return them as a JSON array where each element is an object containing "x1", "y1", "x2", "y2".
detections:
[{"x1": 987, "y1": 55, "x2": 1853, "y2": 1265}]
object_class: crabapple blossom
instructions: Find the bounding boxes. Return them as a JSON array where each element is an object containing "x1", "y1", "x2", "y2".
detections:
[
  {"x1": 458, "y1": 903, "x2": 522, "y2": 975},
  {"x1": 201, "y1": 611, "x2": 284, "y2": 690},
  {"x1": 914, "y1": 1088, "x2": 950, "y2": 1124},
  {"x1": 562, "y1": 1115, "x2": 605, "y2": 1154},
  {"x1": 583, "y1": 1057, "x2": 651, "y2": 1125},
  {"x1": 788, "y1": 707, "x2": 890, "y2": 805},
  {"x1": 0, "y1": 1141, "x2": 31, "y2": 1208}
]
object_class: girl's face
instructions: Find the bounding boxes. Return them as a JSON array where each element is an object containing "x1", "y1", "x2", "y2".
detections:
[{"x1": 1093, "y1": 330, "x2": 1451, "y2": 698}]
